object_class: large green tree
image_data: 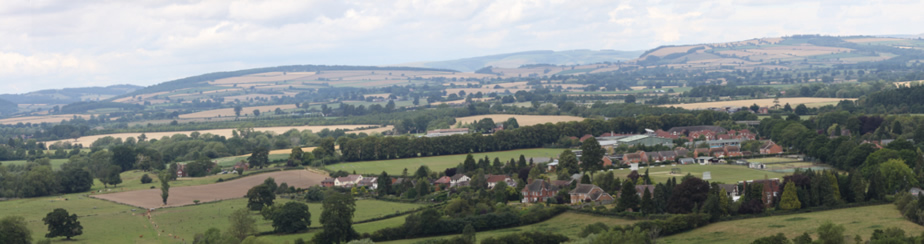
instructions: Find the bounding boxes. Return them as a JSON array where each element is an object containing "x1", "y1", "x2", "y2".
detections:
[
  {"x1": 248, "y1": 147, "x2": 269, "y2": 169},
  {"x1": 315, "y1": 190, "x2": 359, "y2": 244},
  {"x1": 246, "y1": 184, "x2": 275, "y2": 211},
  {"x1": 265, "y1": 202, "x2": 311, "y2": 234},
  {"x1": 0, "y1": 216, "x2": 32, "y2": 244},
  {"x1": 558, "y1": 150, "x2": 580, "y2": 175},
  {"x1": 616, "y1": 179, "x2": 638, "y2": 212},
  {"x1": 159, "y1": 171, "x2": 171, "y2": 205},
  {"x1": 43, "y1": 208, "x2": 83, "y2": 240},
  {"x1": 580, "y1": 137, "x2": 605, "y2": 178},
  {"x1": 227, "y1": 208, "x2": 257, "y2": 241},
  {"x1": 58, "y1": 168, "x2": 93, "y2": 193},
  {"x1": 779, "y1": 182, "x2": 801, "y2": 210}
]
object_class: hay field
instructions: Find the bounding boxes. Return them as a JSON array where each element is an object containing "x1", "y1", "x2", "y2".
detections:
[
  {"x1": 0, "y1": 114, "x2": 93, "y2": 125},
  {"x1": 178, "y1": 104, "x2": 298, "y2": 119},
  {"x1": 662, "y1": 97, "x2": 853, "y2": 110},
  {"x1": 661, "y1": 204, "x2": 924, "y2": 244},
  {"x1": 46, "y1": 125, "x2": 392, "y2": 147},
  {"x1": 454, "y1": 114, "x2": 584, "y2": 127}
]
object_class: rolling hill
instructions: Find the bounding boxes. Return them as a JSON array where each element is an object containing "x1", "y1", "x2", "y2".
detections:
[
  {"x1": 0, "y1": 84, "x2": 142, "y2": 105},
  {"x1": 403, "y1": 49, "x2": 643, "y2": 72}
]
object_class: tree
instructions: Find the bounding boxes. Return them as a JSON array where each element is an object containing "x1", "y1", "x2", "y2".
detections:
[
  {"x1": 794, "y1": 104, "x2": 808, "y2": 115},
  {"x1": 503, "y1": 118, "x2": 519, "y2": 129},
  {"x1": 879, "y1": 159, "x2": 918, "y2": 193},
  {"x1": 617, "y1": 179, "x2": 639, "y2": 212},
  {"x1": 625, "y1": 95, "x2": 636, "y2": 104},
  {"x1": 248, "y1": 147, "x2": 269, "y2": 169},
  {"x1": 558, "y1": 150, "x2": 579, "y2": 175},
  {"x1": 265, "y1": 202, "x2": 311, "y2": 234},
  {"x1": 140, "y1": 174, "x2": 153, "y2": 184},
  {"x1": 667, "y1": 177, "x2": 710, "y2": 214},
  {"x1": 493, "y1": 181, "x2": 509, "y2": 204},
  {"x1": 377, "y1": 171, "x2": 392, "y2": 197},
  {"x1": 42, "y1": 208, "x2": 82, "y2": 240},
  {"x1": 462, "y1": 223, "x2": 476, "y2": 244},
  {"x1": 779, "y1": 182, "x2": 801, "y2": 210},
  {"x1": 99, "y1": 165, "x2": 123, "y2": 188},
  {"x1": 470, "y1": 170, "x2": 488, "y2": 190},
  {"x1": 110, "y1": 145, "x2": 136, "y2": 172},
  {"x1": 580, "y1": 137, "x2": 605, "y2": 178},
  {"x1": 227, "y1": 208, "x2": 257, "y2": 241},
  {"x1": 315, "y1": 191, "x2": 359, "y2": 244},
  {"x1": 288, "y1": 147, "x2": 304, "y2": 167},
  {"x1": 58, "y1": 168, "x2": 93, "y2": 193},
  {"x1": 246, "y1": 185, "x2": 275, "y2": 211},
  {"x1": 234, "y1": 105, "x2": 243, "y2": 117},
  {"x1": 815, "y1": 222, "x2": 845, "y2": 244},
  {"x1": 751, "y1": 233, "x2": 791, "y2": 244},
  {"x1": 0, "y1": 216, "x2": 31, "y2": 244},
  {"x1": 159, "y1": 171, "x2": 171, "y2": 205},
  {"x1": 253, "y1": 109, "x2": 260, "y2": 117},
  {"x1": 640, "y1": 187, "x2": 655, "y2": 214}
]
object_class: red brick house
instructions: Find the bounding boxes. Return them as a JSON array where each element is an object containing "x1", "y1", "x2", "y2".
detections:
[
  {"x1": 760, "y1": 141, "x2": 783, "y2": 154},
  {"x1": 743, "y1": 179, "x2": 781, "y2": 207},
  {"x1": 569, "y1": 184, "x2": 614, "y2": 205},
  {"x1": 321, "y1": 178, "x2": 335, "y2": 187},
  {"x1": 521, "y1": 179, "x2": 559, "y2": 203},
  {"x1": 758, "y1": 107, "x2": 769, "y2": 114},
  {"x1": 602, "y1": 157, "x2": 613, "y2": 167},
  {"x1": 623, "y1": 151, "x2": 648, "y2": 164}
]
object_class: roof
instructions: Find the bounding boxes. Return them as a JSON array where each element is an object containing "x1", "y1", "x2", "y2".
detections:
[
  {"x1": 322, "y1": 178, "x2": 334, "y2": 183},
  {"x1": 551, "y1": 180, "x2": 572, "y2": 187},
  {"x1": 336, "y1": 175, "x2": 362, "y2": 182},
  {"x1": 434, "y1": 176, "x2": 451, "y2": 184},
  {"x1": 718, "y1": 184, "x2": 737, "y2": 193},
  {"x1": 618, "y1": 135, "x2": 650, "y2": 142},
  {"x1": 486, "y1": 175, "x2": 509, "y2": 183},
  {"x1": 635, "y1": 185, "x2": 655, "y2": 195},
  {"x1": 523, "y1": 179, "x2": 558, "y2": 193},
  {"x1": 668, "y1": 126, "x2": 727, "y2": 133},
  {"x1": 679, "y1": 157, "x2": 695, "y2": 163},
  {"x1": 450, "y1": 174, "x2": 468, "y2": 181},
  {"x1": 570, "y1": 184, "x2": 598, "y2": 194}
]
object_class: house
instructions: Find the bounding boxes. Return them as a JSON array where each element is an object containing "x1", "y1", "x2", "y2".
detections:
[
  {"x1": 486, "y1": 175, "x2": 516, "y2": 189},
  {"x1": 176, "y1": 164, "x2": 186, "y2": 178},
  {"x1": 569, "y1": 184, "x2": 615, "y2": 205},
  {"x1": 656, "y1": 151, "x2": 678, "y2": 162},
  {"x1": 450, "y1": 174, "x2": 470, "y2": 187},
  {"x1": 547, "y1": 159, "x2": 559, "y2": 171},
  {"x1": 695, "y1": 156, "x2": 714, "y2": 164},
  {"x1": 635, "y1": 185, "x2": 655, "y2": 197},
  {"x1": 693, "y1": 148, "x2": 710, "y2": 157},
  {"x1": 335, "y1": 175, "x2": 363, "y2": 187},
  {"x1": 602, "y1": 157, "x2": 613, "y2": 167},
  {"x1": 724, "y1": 146, "x2": 743, "y2": 157},
  {"x1": 742, "y1": 179, "x2": 781, "y2": 207},
  {"x1": 623, "y1": 151, "x2": 648, "y2": 164},
  {"x1": 521, "y1": 179, "x2": 559, "y2": 203},
  {"x1": 910, "y1": 187, "x2": 924, "y2": 196},
  {"x1": 678, "y1": 157, "x2": 696, "y2": 164},
  {"x1": 357, "y1": 177, "x2": 378, "y2": 189},
  {"x1": 709, "y1": 147, "x2": 726, "y2": 157},
  {"x1": 758, "y1": 107, "x2": 769, "y2": 114},
  {"x1": 433, "y1": 176, "x2": 452, "y2": 185},
  {"x1": 552, "y1": 179, "x2": 574, "y2": 188},
  {"x1": 689, "y1": 130, "x2": 717, "y2": 141},
  {"x1": 668, "y1": 126, "x2": 728, "y2": 134},
  {"x1": 233, "y1": 161, "x2": 249, "y2": 171},
  {"x1": 717, "y1": 184, "x2": 739, "y2": 201},
  {"x1": 321, "y1": 178, "x2": 335, "y2": 187},
  {"x1": 760, "y1": 141, "x2": 783, "y2": 154}
]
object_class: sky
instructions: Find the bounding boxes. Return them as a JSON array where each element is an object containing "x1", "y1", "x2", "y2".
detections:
[{"x1": 1, "y1": 0, "x2": 922, "y2": 94}]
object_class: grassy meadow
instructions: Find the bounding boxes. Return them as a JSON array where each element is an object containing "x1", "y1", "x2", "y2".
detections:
[
  {"x1": 660, "y1": 204, "x2": 924, "y2": 244},
  {"x1": 325, "y1": 148, "x2": 564, "y2": 175},
  {"x1": 0, "y1": 192, "x2": 422, "y2": 244},
  {"x1": 381, "y1": 212, "x2": 639, "y2": 244}
]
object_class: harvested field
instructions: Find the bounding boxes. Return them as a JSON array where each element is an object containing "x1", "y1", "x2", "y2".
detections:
[
  {"x1": 0, "y1": 114, "x2": 92, "y2": 125},
  {"x1": 662, "y1": 97, "x2": 853, "y2": 110},
  {"x1": 46, "y1": 125, "x2": 392, "y2": 147},
  {"x1": 179, "y1": 104, "x2": 298, "y2": 119},
  {"x1": 92, "y1": 169, "x2": 326, "y2": 209},
  {"x1": 454, "y1": 114, "x2": 584, "y2": 127}
]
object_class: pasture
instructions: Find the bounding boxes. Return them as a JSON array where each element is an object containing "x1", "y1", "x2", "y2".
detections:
[
  {"x1": 662, "y1": 97, "x2": 853, "y2": 110},
  {"x1": 612, "y1": 164, "x2": 790, "y2": 184},
  {"x1": 454, "y1": 114, "x2": 584, "y2": 127},
  {"x1": 0, "y1": 192, "x2": 421, "y2": 244},
  {"x1": 92, "y1": 170, "x2": 327, "y2": 209},
  {"x1": 381, "y1": 212, "x2": 639, "y2": 244},
  {"x1": 326, "y1": 148, "x2": 564, "y2": 175},
  {"x1": 660, "y1": 204, "x2": 924, "y2": 244}
]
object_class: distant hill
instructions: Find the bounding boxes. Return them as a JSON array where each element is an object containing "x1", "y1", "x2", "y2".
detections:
[
  {"x1": 0, "y1": 97, "x2": 15, "y2": 115},
  {"x1": 404, "y1": 50, "x2": 644, "y2": 72},
  {"x1": 0, "y1": 84, "x2": 142, "y2": 105}
]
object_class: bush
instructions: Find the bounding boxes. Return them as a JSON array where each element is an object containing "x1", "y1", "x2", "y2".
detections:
[{"x1": 140, "y1": 174, "x2": 152, "y2": 184}]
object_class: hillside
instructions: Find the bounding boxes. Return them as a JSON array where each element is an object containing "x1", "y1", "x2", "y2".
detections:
[
  {"x1": 404, "y1": 49, "x2": 643, "y2": 72},
  {"x1": 0, "y1": 84, "x2": 141, "y2": 105},
  {"x1": 0, "y1": 98, "x2": 15, "y2": 116}
]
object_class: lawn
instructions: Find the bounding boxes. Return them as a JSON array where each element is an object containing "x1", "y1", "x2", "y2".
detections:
[
  {"x1": 1, "y1": 158, "x2": 69, "y2": 169},
  {"x1": 381, "y1": 212, "x2": 639, "y2": 244},
  {"x1": 325, "y1": 148, "x2": 564, "y2": 175},
  {"x1": 660, "y1": 204, "x2": 924, "y2": 244},
  {"x1": 611, "y1": 164, "x2": 790, "y2": 184},
  {"x1": 0, "y1": 192, "x2": 422, "y2": 244},
  {"x1": 746, "y1": 157, "x2": 801, "y2": 164},
  {"x1": 261, "y1": 212, "x2": 409, "y2": 243}
]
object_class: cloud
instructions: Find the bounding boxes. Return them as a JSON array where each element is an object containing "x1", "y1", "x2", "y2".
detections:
[{"x1": 0, "y1": 0, "x2": 922, "y2": 94}]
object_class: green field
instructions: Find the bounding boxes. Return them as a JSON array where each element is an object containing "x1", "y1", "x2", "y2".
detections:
[
  {"x1": 84, "y1": 168, "x2": 293, "y2": 193},
  {"x1": 381, "y1": 212, "x2": 639, "y2": 244},
  {"x1": 0, "y1": 158, "x2": 69, "y2": 169},
  {"x1": 0, "y1": 192, "x2": 422, "y2": 244},
  {"x1": 746, "y1": 157, "x2": 801, "y2": 164},
  {"x1": 611, "y1": 164, "x2": 790, "y2": 184},
  {"x1": 261, "y1": 211, "x2": 409, "y2": 243},
  {"x1": 326, "y1": 148, "x2": 563, "y2": 175},
  {"x1": 661, "y1": 204, "x2": 924, "y2": 244}
]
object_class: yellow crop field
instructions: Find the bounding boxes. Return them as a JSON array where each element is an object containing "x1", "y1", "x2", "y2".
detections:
[
  {"x1": 179, "y1": 104, "x2": 298, "y2": 119},
  {"x1": 454, "y1": 114, "x2": 584, "y2": 127},
  {"x1": 0, "y1": 114, "x2": 94, "y2": 125},
  {"x1": 46, "y1": 125, "x2": 392, "y2": 147},
  {"x1": 663, "y1": 97, "x2": 854, "y2": 110}
]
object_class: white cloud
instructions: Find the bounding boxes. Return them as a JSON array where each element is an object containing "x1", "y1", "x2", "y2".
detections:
[{"x1": 0, "y1": 0, "x2": 922, "y2": 93}]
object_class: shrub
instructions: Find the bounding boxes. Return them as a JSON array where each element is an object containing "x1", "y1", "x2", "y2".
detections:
[{"x1": 140, "y1": 174, "x2": 152, "y2": 184}]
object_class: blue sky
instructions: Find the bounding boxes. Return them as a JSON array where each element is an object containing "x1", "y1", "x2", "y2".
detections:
[{"x1": 1, "y1": 0, "x2": 921, "y2": 93}]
